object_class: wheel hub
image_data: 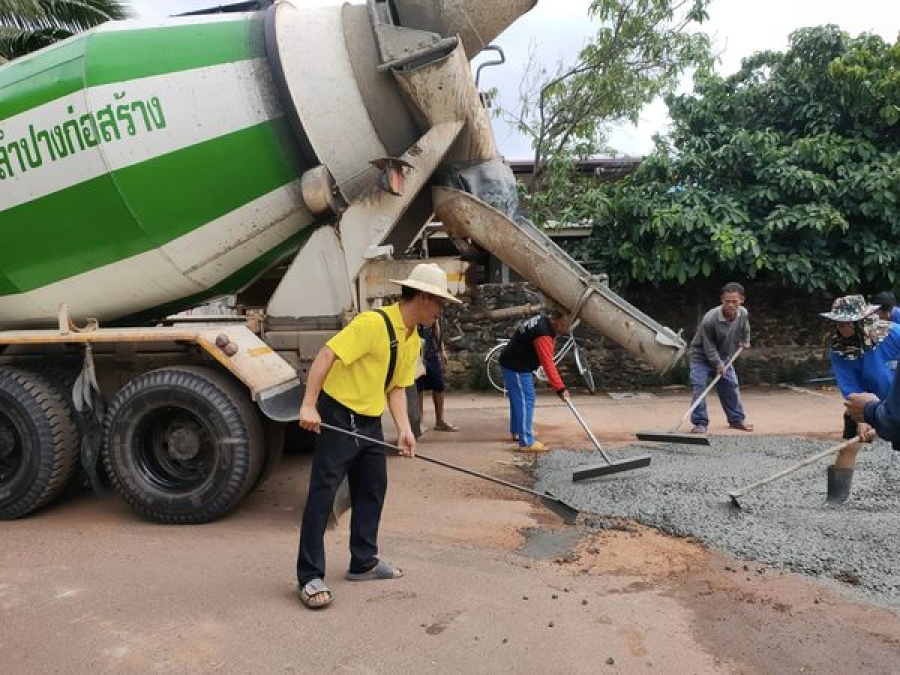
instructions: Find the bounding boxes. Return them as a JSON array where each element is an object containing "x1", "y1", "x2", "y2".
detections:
[{"x1": 167, "y1": 425, "x2": 201, "y2": 461}]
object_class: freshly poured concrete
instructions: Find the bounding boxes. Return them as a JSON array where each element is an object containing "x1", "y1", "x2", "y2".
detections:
[{"x1": 537, "y1": 436, "x2": 900, "y2": 608}]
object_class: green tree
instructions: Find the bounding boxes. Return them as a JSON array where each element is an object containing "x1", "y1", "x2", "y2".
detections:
[
  {"x1": 0, "y1": 0, "x2": 128, "y2": 61},
  {"x1": 505, "y1": 0, "x2": 712, "y2": 191},
  {"x1": 566, "y1": 25, "x2": 900, "y2": 294}
]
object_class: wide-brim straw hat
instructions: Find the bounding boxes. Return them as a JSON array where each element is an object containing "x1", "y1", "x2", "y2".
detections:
[
  {"x1": 819, "y1": 294, "x2": 880, "y2": 322},
  {"x1": 391, "y1": 263, "x2": 462, "y2": 304}
]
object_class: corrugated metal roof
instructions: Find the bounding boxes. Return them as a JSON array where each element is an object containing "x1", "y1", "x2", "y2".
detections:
[{"x1": 178, "y1": 1, "x2": 272, "y2": 16}]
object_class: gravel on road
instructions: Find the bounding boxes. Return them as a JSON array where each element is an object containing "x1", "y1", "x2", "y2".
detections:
[{"x1": 536, "y1": 436, "x2": 900, "y2": 609}]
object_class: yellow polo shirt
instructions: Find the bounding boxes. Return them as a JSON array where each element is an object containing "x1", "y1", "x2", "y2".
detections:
[{"x1": 322, "y1": 303, "x2": 419, "y2": 417}]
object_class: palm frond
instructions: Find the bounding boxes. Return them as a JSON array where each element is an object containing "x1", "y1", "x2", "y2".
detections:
[
  {"x1": 0, "y1": 1, "x2": 43, "y2": 19},
  {"x1": 0, "y1": 23, "x2": 55, "y2": 59},
  {"x1": 0, "y1": 1, "x2": 47, "y2": 26},
  {"x1": 0, "y1": 0, "x2": 127, "y2": 59},
  {"x1": 37, "y1": 0, "x2": 128, "y2": 31}
]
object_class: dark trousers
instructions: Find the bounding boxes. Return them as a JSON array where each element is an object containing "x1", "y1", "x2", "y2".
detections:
[
  {"x1": 689, "y1": 358, "x2": 745, "y2": 426},
  {"x1": 296, "y1": 393, "x2": 387, "y2": 585}
]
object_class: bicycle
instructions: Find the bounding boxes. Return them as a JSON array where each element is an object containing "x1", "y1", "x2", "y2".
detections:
[{"x1": 484, "y1": 320, "x2": 597, "y2": 395}]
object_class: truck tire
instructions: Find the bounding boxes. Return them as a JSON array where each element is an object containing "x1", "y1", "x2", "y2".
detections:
[
  {"x1": 22, "y1": 363, "x2": 108, "y2": 491},
  {"x1": 0, "y1": 367, "x2": 79, "y2": 519},
  {"x1": 254, "y1": 418, "x2": 285, "y2": 489},
  {"x1": 102, "y1": 366, "x2": 264, "y2": 524}
]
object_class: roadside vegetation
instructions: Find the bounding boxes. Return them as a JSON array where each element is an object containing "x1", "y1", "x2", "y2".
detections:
[
  {"x1": 515, "y1": 16, "x2": 900, "y2": 296},
  {"x1": 503, "y1": 0, "x2": 713, "y2": 193}
]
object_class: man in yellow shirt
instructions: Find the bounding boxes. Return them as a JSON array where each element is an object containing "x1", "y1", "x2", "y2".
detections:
[{"x1": 295, "y1": 263, "x2": 461, "y2": 609}]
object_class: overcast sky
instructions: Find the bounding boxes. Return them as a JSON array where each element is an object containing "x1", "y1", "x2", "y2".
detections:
[{"x1": 127, "y1": 0, "x2": 899, "y2": 159}]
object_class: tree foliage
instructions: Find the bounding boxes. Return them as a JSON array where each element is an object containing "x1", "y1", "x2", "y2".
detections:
[
  {"x1": 505, "y1": 0, "x2": 712, "y2": 189},
  {"x1": 0, "y1": 0, "x2": 127, "y2": 60},
  {"x1": 560, "y1": 25, "x2": 900, "y2": 294}
]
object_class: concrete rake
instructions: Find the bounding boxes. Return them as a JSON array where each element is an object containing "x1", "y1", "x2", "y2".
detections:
[
  {"x1": 320, "y1": 422, "x2": 580, "y2": 524},
  {"x1": 728, "y1": 435, "x2": 860, "y2": 508},
  {"x1": 565, "y1": 399, "x2": 651, "y2": 482},
  {"x1": 635, "y1": 347, "x2": 744, "y2": 445}
]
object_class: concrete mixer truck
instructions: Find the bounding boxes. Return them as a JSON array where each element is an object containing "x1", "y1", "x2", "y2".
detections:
[{"x1": 0, "y1": 0, "x2": 685, "y2": 524}]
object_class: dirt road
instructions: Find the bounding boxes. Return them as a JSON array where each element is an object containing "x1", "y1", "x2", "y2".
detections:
[{"x1": 1, "y1": 386, "x2": 898, "y2": 673}]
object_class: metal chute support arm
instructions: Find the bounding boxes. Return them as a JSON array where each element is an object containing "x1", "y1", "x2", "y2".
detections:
[{"x1": 434, "y1": 188, "x2": 686, "y2": 374}]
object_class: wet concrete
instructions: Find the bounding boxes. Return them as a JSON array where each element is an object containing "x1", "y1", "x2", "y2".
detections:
[
  {"x1": 535, "y1": 436, "x2": 900, "y2": 609},
  {"x1": 517, "y1": 527, "x2": 582, "y2": 560}
]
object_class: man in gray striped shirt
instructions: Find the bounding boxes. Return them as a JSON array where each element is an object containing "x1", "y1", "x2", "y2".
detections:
[{"x1": 688, "y1": 282, "x2": 752, "y2": 434}]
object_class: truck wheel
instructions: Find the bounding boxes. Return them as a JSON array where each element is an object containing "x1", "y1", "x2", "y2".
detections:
[
  {"x1": 0, "y1": 367, "x2": 79, "y2": 519},
  {"x1": 254, "y1": 418, "x2": 285, "y2": 489},
  {"x1": 103, "y1": 366, "x2": 264, "y2": 524},
  {"x1": 23, "y1": 363, "x2": 106, "y2": 491}
]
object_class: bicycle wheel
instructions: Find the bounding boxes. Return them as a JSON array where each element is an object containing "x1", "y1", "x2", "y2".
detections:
[
  {"x1": 574, "y1": 345, "x2": 597, "y2": 394},
  {"x1": 484, "y1": 343, "x2": 507, "y2": 394}
]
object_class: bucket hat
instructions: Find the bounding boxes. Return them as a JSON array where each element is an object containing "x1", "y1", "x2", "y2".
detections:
[
  {"x1": 819, "y1": 295, "x2": 879, "y2": 322},
  {"x1": 391, "y1": 263, "x2": 462, "y2": 304}
]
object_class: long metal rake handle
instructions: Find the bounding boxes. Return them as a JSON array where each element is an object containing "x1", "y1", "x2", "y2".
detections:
[
  {"x1": 673, "y1": 346, "x2": 744, "y2": 432},
  {"x1": 729, "y1": 435, "x2": 859, "y2": 501},
  {"x1": 319, "y1": 422, "x2": 552, "y2": 502},
  {"x1": 564, "y1": 398, "x2": 614, "y2": 464}
]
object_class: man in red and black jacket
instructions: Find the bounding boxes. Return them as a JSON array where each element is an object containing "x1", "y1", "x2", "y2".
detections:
[{"x1": 498, "y1": 308, "x2": 572, "y2": 452}]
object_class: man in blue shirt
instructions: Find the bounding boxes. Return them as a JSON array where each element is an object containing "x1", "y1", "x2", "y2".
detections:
[
  {"x1": 846, "y1": 383, "x2": 900, "y2": 449},
  {"x1": 821, "y1": 295, "x2": 900, "y2": 502}
]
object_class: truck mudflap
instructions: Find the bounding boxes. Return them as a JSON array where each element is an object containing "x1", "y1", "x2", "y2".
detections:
[
  {"x1": 433, "y1": 187, "x2": 686, "y2": 373},
  {"x1": 257, "y1": 378, "x2": 304, "y2": 422}
]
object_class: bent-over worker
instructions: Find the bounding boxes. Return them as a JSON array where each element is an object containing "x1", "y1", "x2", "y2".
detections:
[
  {"x1": 295, "y1": 263, "x2": 461, "y2": 609},
  {"x1": 821, "y1": 294, "x2": 900, "y2": 503},
  {"x1": 498, "y1": 307, "x2": 572, "y2": 453}
]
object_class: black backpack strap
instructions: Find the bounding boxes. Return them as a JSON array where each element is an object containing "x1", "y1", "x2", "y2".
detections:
[{"x1": 374, "y1": 309, "x2": 398, "y2": 390}]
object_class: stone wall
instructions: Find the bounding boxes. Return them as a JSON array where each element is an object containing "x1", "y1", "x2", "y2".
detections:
[{"x1": 440, "y1": 280, "x2": 836, "y2": 392}]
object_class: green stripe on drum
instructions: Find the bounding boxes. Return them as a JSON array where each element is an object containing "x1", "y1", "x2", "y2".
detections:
[
  {"x1": 0, "y1": 40, "x2": 87, "y2": 121},
  {"x1": 0, "y1": 119, "x2": 299, "y2": 295},
  {"x1": 0, "y1": 16, "x2": 263, "y2": 121},
  {"x1": 85, "y1": 17, "x2": 264, "y2": 87}
]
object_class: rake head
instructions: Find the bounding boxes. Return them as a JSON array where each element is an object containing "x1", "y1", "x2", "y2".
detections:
[
  {"x1": 572, "y1": 455, "x2": 652, "y2": 482},
  {"x1": 540, "y1": 493, "x2": 580, "y2": 524},
  {"x1": 635, "y1": 430, "x2": 710, "y2": 445}
]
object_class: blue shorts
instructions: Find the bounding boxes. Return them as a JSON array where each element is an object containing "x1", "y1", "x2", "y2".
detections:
[{"x1": 416, "y1": 354, "x2": 445, "y2": 392}]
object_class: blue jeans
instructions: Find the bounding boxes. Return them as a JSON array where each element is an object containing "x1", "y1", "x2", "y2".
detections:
[
  {"x1": 689, "y1": 359, "x2": 745, "y2": 426},
  {"x1": 502, "y1": 367, "x2": 536, "y2": 446}
]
